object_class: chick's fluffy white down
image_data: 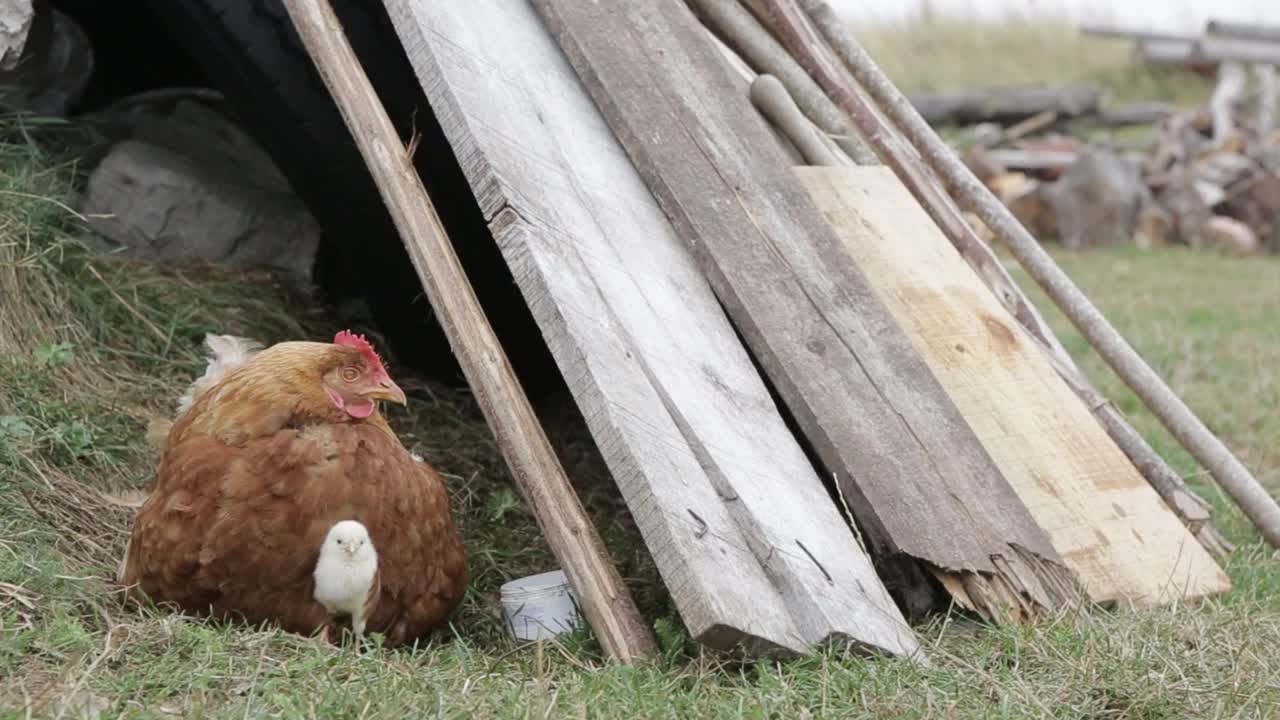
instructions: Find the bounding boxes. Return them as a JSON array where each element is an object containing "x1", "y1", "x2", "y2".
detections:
[{"x1": 313, "y1": 520, "x2": 378, "y2": 637}]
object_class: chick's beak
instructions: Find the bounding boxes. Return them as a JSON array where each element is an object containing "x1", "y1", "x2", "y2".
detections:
[{"x1": 365, "y1": 376, "x2": 407, "y2": 406}]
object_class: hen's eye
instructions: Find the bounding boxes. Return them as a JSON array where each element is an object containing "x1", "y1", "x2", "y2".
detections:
[{"x1": 341, "y1": 367, "x2": 360, "y2": 382}]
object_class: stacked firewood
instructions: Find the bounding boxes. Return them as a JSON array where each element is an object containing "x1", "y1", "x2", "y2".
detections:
[{"x1": 961, "y1": 63, "x2": 1280, "y2": 255}]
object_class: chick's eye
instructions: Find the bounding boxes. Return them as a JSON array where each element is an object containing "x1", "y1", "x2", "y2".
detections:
[{"x1": 340, "y1": 367, "x2": 360, "y2": 382}]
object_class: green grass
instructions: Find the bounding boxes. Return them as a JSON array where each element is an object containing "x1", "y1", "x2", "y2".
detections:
[
  {"x1": 853, "y1": 17, "x2": 1214, "y2": 106},
  {"x1": 2, "y1": 128, "x2": 1280, "y2": 717}
]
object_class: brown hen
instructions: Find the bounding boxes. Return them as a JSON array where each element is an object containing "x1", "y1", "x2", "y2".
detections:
[{"x1": 120, "y1": 331, "x2": 468, "y2": 646}]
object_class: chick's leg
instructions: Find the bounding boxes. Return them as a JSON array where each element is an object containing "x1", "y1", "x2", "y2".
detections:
[{"x1": 351, "y1": 610, "x2": 366, "y2": 643}]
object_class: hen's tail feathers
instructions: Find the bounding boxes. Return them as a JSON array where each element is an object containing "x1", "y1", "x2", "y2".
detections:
[{"x1": 175, "y1": 333, "x2": 264, "y2": 415}]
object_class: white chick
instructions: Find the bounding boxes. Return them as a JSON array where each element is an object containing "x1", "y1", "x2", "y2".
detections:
[
  {"x1": 175, "y1": 333, "x2": 263, "y2": 415},
  {"x1": 313, "y1": 520, "x2": 379, "y2": 642}
]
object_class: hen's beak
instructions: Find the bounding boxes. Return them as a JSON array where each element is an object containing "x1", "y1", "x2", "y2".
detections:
[{"x1": 365, "y1": 377, "x2": 407, "y2": 406}]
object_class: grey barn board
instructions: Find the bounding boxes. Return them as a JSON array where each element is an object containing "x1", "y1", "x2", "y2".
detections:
[
  {"x1": 533, "y1": 0, "x2": 1083, "y2": 620},
  {"x1": 381, "y1": 0, "x2": 920, "y2": 658}
]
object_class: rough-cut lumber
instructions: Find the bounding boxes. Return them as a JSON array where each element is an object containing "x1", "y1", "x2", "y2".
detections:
[
  {"x1": 535, "y1": 0, "x2": 1084, "y2": 622},
  {"x1": 800, "y1": 166, "x2": 1232, "y2": 607},
  {"x1": 798, "y1": 0, "x2": 1280, "y2": 548},
  {"x1": 1205, "y1": 20, "x2": 1280, "y2": 44},
  {"x1": 786, "y1": 0, "x2": 1231, "y2": 556},
  {"x1": 1147, "y1": 37, "x2": 1280, "y2": 68},
  {"x1": 281, "y1": 0, "x2": 658, "y2": 662},
  {"x1": 380, "y1": 0, "x2": 919, "y2": 659},
  {"x1": 907, "y1": 85, "x2": 1101, "y2": 126},
  {"x1": 1077, "y1": 25, "x2": 1194, "y2": 44},
  {"x1": 1080, "y1": 24, "x2": 1280, "y2": 65}
]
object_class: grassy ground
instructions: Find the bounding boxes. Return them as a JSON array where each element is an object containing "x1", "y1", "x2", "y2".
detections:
[
  {"x1": 1, "y1": 65, "x2": 1278, "y2": 720},
  {"x1": 853, "y1": 18, "x2": 1214, "y2": 106}
]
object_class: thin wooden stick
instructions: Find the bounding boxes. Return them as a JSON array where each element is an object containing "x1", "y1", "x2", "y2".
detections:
[
  {"x1": 281, "y1": 0, "x2": 657, "y2": 661},
  {"x1": 783, "y1": 0, "x2": 1280, "y2": 548}
]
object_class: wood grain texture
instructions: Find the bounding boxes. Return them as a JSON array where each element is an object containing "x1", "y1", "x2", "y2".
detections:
[
  {"x1": 281, "y1": 0, "x2": 657, "y2": 660},
  {"x1": 533, "y1": 0, "x2": 1083, "y2": 621},
  {"x1": 799, "y1": 166, "x2": 1232, "y2": 607},
  {"x1": 380, "y1": 0, "x2": 919, "y2": 658}
]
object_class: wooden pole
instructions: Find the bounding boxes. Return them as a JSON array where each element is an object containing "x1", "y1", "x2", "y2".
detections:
[
  {"x1": 281, "y1": 0, "x2": 657, "y2": 661},
  {"x1": 784, "y1": 0, "x2": 1280, "y2": 548}
]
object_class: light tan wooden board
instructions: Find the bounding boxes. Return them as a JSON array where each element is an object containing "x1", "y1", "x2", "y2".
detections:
[
  {"x1": 798, "y1": 166, "x2": 1231, "y2": 607},
  {"x1": 380, "y1": 0, "x2": 919, "y2": 658}
]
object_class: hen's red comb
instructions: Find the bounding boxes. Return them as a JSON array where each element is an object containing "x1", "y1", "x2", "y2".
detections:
[{"x1": 334, "y1": 330, "x2": 385, "y2": 371}]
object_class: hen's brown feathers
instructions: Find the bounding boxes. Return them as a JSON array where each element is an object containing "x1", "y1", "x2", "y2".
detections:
[{"x1": 121, "y1": 338, "x2": 468, "y2": 646}]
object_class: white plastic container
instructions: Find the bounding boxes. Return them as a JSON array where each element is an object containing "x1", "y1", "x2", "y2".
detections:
[{"x1": 500, "y1": 569, "x2": 582, "y2": 641}]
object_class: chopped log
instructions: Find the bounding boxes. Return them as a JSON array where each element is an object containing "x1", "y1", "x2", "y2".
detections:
[
  {"x1": 1158, "y1": 171, "x2": 1214, "y2": 248},
  {"x1": 381, "y1": 0, "x2": 919, "y2": 659},
  {"x1": 1210, "y1": 62, "x2": 1248, "y2": 147},
  {"x1": 1042, "y1": 149, "x2": 1144, "y2": 250},
  {"x1": 984, "y1": 148, "x2": 1081, "y2": 176},
  {"x1": 1204, "y1": 215, "x2": 1260, "y2": 254},
  {"x1": 1136, "y1": 39, "x2": 1214, "y2": 70},
  {"x1": 795, "y1": 0, "x2": 1260, "y2": 550},
  {"x1": 1097, "y1": 102, "x2": 1176, "y2": 127},
  {"x1": 1134, "y1": 193, "x2": 1175, "y2": 249},
  {"x1": 537, "y1": 0, "x2": 1085, "y2": 623},
  {"x1": 800, "y1": 165, "x2": 1231, "y2": 607},
  {"x1": 1003, "y1": 110, "x2": 1059, "y2": 141},
  {"x1": 1001, "y1": 176, "x2": 1055, "y2": 239},
  {"x1": 961, "y1": 146, "x2": 1006, "y2": 184},
  {"x1": 1205, "y1": 20, "x2": 1280, "y2": 44},
  {"x1": 907, "y1": 84, "x2": 1101, "y2": 126},
  {"x1": 281, "y1": 0, "x2": 658, "y2": 660},
  {"x1": 1256, "y1": 64, "x2": 1277, "y2": 135}
]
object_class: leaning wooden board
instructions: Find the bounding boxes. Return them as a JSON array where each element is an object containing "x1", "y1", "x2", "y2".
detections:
[
  {"x1": 533, "y1": 0, "x2": 1082, "y2": 620},
  {"x1": 799, "y1": 166, "x2": 1231, "y2": 606},
  {"x1": 380, "y1": 0, "x2": 919, "y2": 658}
]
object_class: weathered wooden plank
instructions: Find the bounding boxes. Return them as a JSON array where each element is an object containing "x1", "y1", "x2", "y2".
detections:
[
  {"x1": 381, "y1": 0, "x2": 919, "y2": 658},
  {"x1": 799, "y1": 166, "x2": 1232, "y2": 607},
  {"x1": 533, "y1": 0, "x2": 1083, "y2": 620}
]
